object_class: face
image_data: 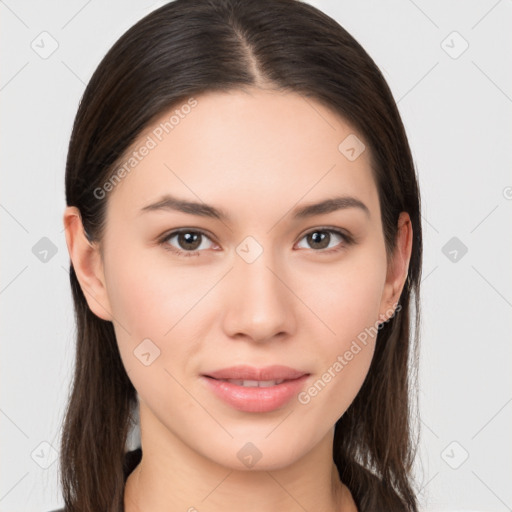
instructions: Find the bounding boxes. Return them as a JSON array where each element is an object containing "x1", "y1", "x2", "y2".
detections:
[{"x1": 70, "y1": 88, "x2": 409, "y2": 470}]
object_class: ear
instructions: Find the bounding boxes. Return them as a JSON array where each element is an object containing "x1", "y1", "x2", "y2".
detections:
[
  {"x1": 63, "y1": 206, "x2": 113, "y2": 322},
  {"x1": 378, "y1": 211, "x2": 413, "y2": 323}
]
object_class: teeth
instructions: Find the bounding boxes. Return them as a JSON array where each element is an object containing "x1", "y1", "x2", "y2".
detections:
[{"x1": 220, "y1": 379, "x2": 285, "y2": 387}]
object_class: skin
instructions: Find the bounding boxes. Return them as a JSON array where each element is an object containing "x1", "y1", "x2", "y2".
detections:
[{"x1": 63, "y1": 88, "x2": 412, "y2": 512}]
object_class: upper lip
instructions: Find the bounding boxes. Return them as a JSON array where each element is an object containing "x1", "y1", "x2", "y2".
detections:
[{"x1": 203, "y1": 365, "x2": 309, "y2": 381}]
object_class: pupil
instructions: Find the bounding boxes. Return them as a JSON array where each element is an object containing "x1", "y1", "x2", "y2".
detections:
[
  {"x1": 309, "y1": 231, "x2": 329, "y2": 249},
  {"x1": 180, "y1": 232, "x2": 200, "y2": 250}
]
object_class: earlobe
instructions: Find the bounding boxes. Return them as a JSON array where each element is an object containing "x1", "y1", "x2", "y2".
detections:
[
  {"x1": 378, "y1": 212, "x2": 413, "y2": 323},
  {"x1": 62, "y1": 206, "x2": 113, "y2": 322}
]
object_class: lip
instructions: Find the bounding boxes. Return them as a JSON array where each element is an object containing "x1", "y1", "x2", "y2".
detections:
[
  {"x1": 203, "y1": 365, "x2": 308, "y2": 381},
  {"x1": 201, "y1": 365, "x2": 310, "y2": 413}
]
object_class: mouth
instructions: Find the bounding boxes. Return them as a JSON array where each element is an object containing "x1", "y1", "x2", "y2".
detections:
[
  {"x1": 200, "y1": 367, "x2": 311, "y2": 413},
  {"x1": 202, "y1": 364, "x2": 309, "y2": 382},
  {"x1": 204, "y1": 377, "x2": 291, "y2": 387}
]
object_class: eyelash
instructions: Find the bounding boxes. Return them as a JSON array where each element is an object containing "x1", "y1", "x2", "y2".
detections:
[{"x1": 158, "y1": 227, "x2": 354, "y2": 258}]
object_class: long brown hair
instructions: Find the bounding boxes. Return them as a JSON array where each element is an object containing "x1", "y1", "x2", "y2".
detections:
[{"x1": 61, "y1": 0, "x2": 423, "y2": 510}]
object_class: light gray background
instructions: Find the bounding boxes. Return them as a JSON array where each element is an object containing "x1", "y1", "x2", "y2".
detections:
[{"x1": 1, "y1": 1, "x2": 511, "y2": 511}]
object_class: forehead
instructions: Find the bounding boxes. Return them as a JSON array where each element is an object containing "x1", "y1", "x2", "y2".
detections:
[{"x1": 106, "y1": 88, "x2": 379, "y2": 226}]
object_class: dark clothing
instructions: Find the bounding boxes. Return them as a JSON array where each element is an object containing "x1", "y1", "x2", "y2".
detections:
[{"x1": 123, "y1": 447, "x2": 143, "y2": 480}]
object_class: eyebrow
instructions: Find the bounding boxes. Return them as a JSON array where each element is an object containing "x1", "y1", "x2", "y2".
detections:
[{"x1": 139, "y1": 194, "x2": 370, "y2": 221}]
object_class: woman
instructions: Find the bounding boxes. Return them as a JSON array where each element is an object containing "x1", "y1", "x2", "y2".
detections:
[{"x1": 57, "y1": 0, "x2": 423, "y2": 510}]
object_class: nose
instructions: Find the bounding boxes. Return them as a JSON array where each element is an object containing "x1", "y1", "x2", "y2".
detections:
[{"x1": 221, "y1": 247, "x2": 297, "y2": 344}]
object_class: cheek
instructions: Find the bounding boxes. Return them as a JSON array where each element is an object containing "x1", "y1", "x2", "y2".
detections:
[
  {"x1": 104, "y1": 247, "x2": 211, "y2": 386},
  {"x1": 298, "y1": 299, "x2": 378, "y2": 426},
  {"x1": 296, "y1": 248, "x2": 386, "y2": 414},
  {"x1": 102, "y1": 248, "x2": 179, "y2": 382},
  {"x1": 105, "y1": 254, "x2": 201, "y2": 418},
  {"x1": 104, "y1": 245, "x2": 193, "y2": 338},
  {"x1": 106, "y1": 265, "x2": 162, "y2": 337},
  {"x1": 302, "y1": 245, "x2": 387, "y2": 343}
]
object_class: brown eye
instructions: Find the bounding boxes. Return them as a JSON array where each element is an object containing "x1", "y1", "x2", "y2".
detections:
[
  {"x1": 160, "y1": 229, "x2": 215, "y2": 257},
  {"x1": 175, "y1": 231, "x2": 202, "y2": 251},
  {"x1": 296, "y1": 228, "x2": 352, "y2": 253}
]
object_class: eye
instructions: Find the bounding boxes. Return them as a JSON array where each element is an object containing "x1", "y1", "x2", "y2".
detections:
[
  {"x1": 159, "y1": 229, "x2": 216, "y2": 257},
  {"x1": 296, "y1": 228, "x2": 353, "y2": 253},
  {"x1": 158, "y1": 227, "x2": 354, "y2": 258}
]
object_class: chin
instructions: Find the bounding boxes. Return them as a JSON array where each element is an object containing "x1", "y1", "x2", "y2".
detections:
[{"x1": 199, "y1": 436, "x2": 311, "y2": 472}]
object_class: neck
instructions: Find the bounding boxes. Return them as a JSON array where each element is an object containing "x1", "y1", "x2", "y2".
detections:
[{"x1": 124, "y1": 402, "x2": 357, "y2": 512}]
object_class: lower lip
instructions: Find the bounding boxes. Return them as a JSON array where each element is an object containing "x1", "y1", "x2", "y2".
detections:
[{"x1": 201, "y1": 375, "x2": 309, "y2": 413}]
